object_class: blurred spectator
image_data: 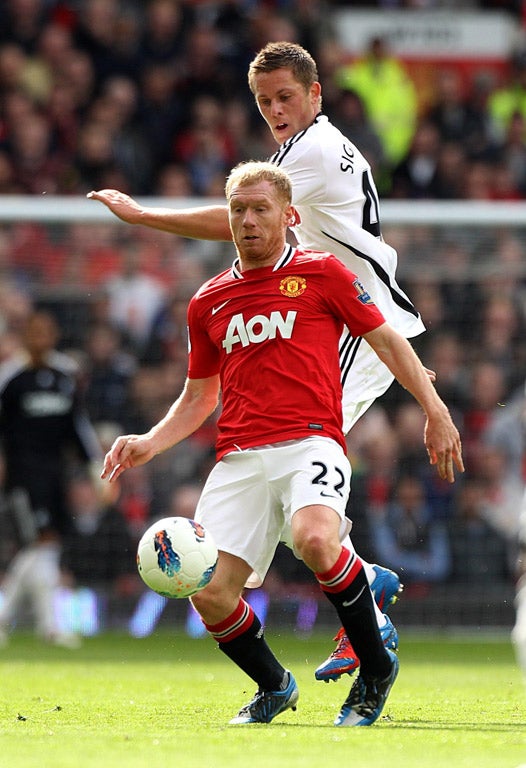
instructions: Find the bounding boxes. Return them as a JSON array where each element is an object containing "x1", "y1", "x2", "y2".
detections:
[
  {"x1": 73, "y1": 119, "x2": 124, "y2": 194},
  {"x1": 393, "y1": 400, "x2": 458, "y2": 524},
  {"x1": 427, "y1": 69, "x2": 480, "y2": 147},
  {"x1": 0, "y1": 309, "x2": 102, "y2": 647},
  {"x1": 483, "y1": 380, "x2": 526, "y2": 480},
  {"x1": 166, "y1": 481, "x2": 202, "y2": 520},
  {"x1": 470, "y1": 293, "x2": 526, "y2": 392},
  {"x1": 137, "y1": 62, "x2": 184, "y2": 175},
  {"x1": 0, "y1": 0, "x2": 51, "y2": 53},
  {"x1": 449, "y1": 479, "x2": 511, "y2": 584},
  {"x1": 55, "y1": 47, "x2": 96, "y2": 114},
  {"x1": 61, "y1": 472, "x2": 137, "y2": 597},
  {"x1": 425, "y1": 67, "x2": 498, "y2": 165},
  {"x1": 495, "y1": 110, "x2": 526, "y2": 195},
  {"x1": 137, "y1": 0, "x2": 192, "y2": 69},
  {"x1": 461, "y1": 361, "x2": 508, "y2": 475},
  {"x1": 335, "y1": 35, "x2": 418, "y2": 168},
  {"x1": 172, "y1": 94, "x2": 236, "y2": 196},
  {"x1": 0, "y1": 41, "x2": 27, "y2": 95},
  {"x1": 424, "y1": 331, "x2": 469, "y2": 415},
  {"x1": 0, "y1": 149, "x2": 19, "y2": 192},
  {"x1": 475, "y1": 442, "x2": 523, "y2": 571},
  {"x1": 81, "y1": 320, "x2": 137, "y2": 428},
  {"x1": 489, "y1": 160, "x2": 524, "y2": 201},
  {"x1": 86, "y1": 75, "x2": 154, "y2": 193},
  {"x1": 143, "y1": 286, "x2": 192, "y2": 366},
  {"x1": 222, "y1": 97, "x2": 272, "y2": 165},
  {"x1": 345, "y1": 409, "x2": 400, "y2": 563},
  {"x1": 154, "y1": 162, "x2": 192, "y2": 197},
  {"x1": 488, "y1": 48, "x2": 526, "y2": 143},
  {"x1": 102, "y1": 242, "x2": 166, "y2": 356},
  {"x1": 175, "y1": 23, "x2": 238, "y2": 104},
  {"x1": 371, "y1": 473, "x2": 452, "y2": 593},
  {"x1": 436, "y1": 238, "x2": 483, "y2": 339},
  {"x1": 390, "y1": 120, "x2": 442, "y2": 199},
  {"x1": 431, "y1": 141, "x2": 468, "y2": 200},
  {"x1": 72, "y1": 0, "x2": 125, "y2": 82},
  {"x1": 7, "y1": 109, "x2": 70, "y2": 194}
]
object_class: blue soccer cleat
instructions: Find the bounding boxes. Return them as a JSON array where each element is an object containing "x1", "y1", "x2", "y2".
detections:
[
  {"x1": 334, "y1": 648, "x2": 399, "y2": 727},
  {"x1": 314, "y1": 614, "x2": 398, "y2": 682},
  {"x1": 370, "y1": 565, "x2": 403, "y2": 611},
  {"x1": 229, "y1": 671, "x2": 299, "y2": 724}
]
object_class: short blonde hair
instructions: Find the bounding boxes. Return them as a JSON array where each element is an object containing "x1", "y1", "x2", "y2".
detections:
[{"x1": 225, "y1": 161, "x2": 292, "y2": 205}]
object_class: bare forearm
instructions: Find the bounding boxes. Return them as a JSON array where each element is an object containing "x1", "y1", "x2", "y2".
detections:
[
  {"x1": 87, "y1": 189, "x2": 232, "y2": 240},
  {"x1": 366, "y1": 325, "x2": 447, "y2": 416},
  {"x1": 137, "y1": 204, "x2": 232, "y2": 240},
  {"x1": 147, "y1": 386, "x2": 218, "y2": 455}
]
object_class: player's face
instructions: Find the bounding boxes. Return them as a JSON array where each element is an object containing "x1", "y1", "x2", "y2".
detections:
[
  {"x1": 228, "y1": 180, "x2": 293, "y2": 270},
  {"x1": 252, "y1": 68, "x2": 321, "y2": 144}
]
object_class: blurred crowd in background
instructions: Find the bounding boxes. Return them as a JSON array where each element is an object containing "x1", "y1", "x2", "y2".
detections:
[
  {"x1": 3, "y1": 0, "x2": 526, "y2": 200},
  {"x1": 1, "y1": 0, "x2": 526, "y2": 632}
]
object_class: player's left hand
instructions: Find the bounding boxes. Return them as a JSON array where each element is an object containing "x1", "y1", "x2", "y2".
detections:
[{"x1": 425, "y1": 416, "x2": 464, "y2": 483}]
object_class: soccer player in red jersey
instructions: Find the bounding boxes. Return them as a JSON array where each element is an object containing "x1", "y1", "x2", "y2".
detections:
[
  {"x1": 101, "y1": 162, "x2": 463, "y2": 726},
  {"x1": 88, "y1": 42, "x2": 425, "y2": 680}
]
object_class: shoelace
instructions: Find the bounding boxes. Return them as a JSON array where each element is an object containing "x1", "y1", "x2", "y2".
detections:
[
  {"x1": 331, "y1": 628, "x2": 351, "y2": 654},
  {"x1": 346, "y1": 675, "x2": 381, "y2": 717},
  {"x1": 238, "y1": 687, "x2": 285, "y2": 722}
]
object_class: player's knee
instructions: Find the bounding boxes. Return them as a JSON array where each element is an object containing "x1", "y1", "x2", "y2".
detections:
[
  {"x1": 293, "y1": 507, "x2": 342, "y2": 572},
  {"x1": 294, "y1": 530, "x2": 338, "y2": 573},
  {"x1": 191, "y1": 580, "x2": 221, "y2": 616}
]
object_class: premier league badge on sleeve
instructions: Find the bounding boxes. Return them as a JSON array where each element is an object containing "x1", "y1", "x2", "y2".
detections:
[{"x1": 353, "y1": 279, "x2": 374, "y2": 305}]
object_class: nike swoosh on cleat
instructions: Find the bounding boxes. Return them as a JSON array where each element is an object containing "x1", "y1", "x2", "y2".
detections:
[{"x1": 211, "y1": 299, "x2": 231, "y2": 315}]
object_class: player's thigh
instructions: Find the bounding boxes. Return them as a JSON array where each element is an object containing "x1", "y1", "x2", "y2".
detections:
[
  {"x1": 195, "y1": 453, "x2": 283, "y2": 587},
  {"x1": 273, "y1": 437, "x2": 352, "y2": 551}
]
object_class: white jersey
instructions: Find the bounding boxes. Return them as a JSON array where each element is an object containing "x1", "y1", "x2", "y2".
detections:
[{"x1": 270, "y1": 114, "x2": 425, "y2": 339}]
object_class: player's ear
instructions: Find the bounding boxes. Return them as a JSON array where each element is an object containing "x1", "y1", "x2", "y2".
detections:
[
  {"x1": 310, "y1": 81, "x2": 322, "y2": 107},
  {"x1": 287, "y1": 206, "x2": 299, "y2": 227}
]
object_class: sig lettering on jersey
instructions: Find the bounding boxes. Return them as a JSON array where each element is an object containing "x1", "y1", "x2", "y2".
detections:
[
  {"x1": 340, "y1": 143, "x2": 355, "y2": 173},
  {"x1": 222, "y1": 311, "x2": 297, "y2": 354}
]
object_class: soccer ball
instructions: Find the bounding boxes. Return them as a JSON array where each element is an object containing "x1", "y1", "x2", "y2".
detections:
[{"x1": 136, "y1": 516, "x2": 218, "y2": 598}]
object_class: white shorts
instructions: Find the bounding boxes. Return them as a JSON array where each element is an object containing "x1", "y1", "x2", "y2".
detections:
[
  {"x1": 340, "y1": 334, "x2": 395, "y2": 434},
  {"x1": 194, "y1": 436, "x2": 352, "y2": 588}
]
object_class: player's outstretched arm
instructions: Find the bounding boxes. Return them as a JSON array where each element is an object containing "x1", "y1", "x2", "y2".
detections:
[
  {"x1": 87, "y1": 189, "x2": 232, "y2": 241},
  {"x1": 101, "y1": 375, "x2": 220, "y2": 483},
  {"x1": 364, "y1": 323, "x2": 464, "y2": 483}
]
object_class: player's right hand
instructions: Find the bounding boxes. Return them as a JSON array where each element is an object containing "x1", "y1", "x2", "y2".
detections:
[{"x1": 101, "y1": 433, "x2": 155, "y2": 482}]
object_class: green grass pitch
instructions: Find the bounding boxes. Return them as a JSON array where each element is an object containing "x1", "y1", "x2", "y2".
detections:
[{"x1": 0, "y1": 630, "x2": 524, "y2": 768}]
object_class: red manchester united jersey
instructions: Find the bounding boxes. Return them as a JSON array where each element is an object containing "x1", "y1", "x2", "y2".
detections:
[{"x1": 187, "y1": 245, "x2": 385, "y2": 459}]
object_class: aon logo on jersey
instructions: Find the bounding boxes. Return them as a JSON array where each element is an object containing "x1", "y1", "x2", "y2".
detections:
[{"x1": 222, "y1": 311, "x2": 297, "y2": 354}]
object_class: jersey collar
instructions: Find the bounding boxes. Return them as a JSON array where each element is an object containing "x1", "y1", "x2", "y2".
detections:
[{"x1": 231, "y1": 244, "x2": 296, "y2": 279}]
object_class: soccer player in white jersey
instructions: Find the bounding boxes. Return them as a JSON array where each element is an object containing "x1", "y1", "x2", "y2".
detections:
[
  {"x1": 88, "y1": 41, "x2": 425, "y2": 680},
  {"x1": 101, "y1": 161, "x2": 463, "y2": 726}
]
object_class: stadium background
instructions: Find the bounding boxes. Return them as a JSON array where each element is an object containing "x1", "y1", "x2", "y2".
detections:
[{"x1": 0, "y1": 0, "x2": 525, "y2": 639}]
